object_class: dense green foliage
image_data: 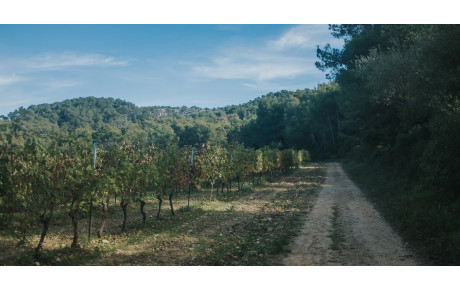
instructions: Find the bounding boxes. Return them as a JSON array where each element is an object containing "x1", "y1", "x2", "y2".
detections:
[
  {"x1": 316, "y1": 24, "x2": 460, "y2": 264},
  {"x1": 0, "y1": 88, "x2": 340, "y2": 155}
]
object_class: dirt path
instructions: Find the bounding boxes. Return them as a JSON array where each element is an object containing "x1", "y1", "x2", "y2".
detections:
[{"x1": 282, "y1": 162, "x2": 418, "y2": 266}]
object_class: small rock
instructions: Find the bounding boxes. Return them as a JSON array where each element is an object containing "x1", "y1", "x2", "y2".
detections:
[
  {"x1": 102, "y1": 239, "x2": 109, "y2": 244},
  {"x1": 34, "y1": 261, "x2": 40, "y2": 266},
  {"x1": 56, "y1": 257, "x2": 61, "y2": 262}
]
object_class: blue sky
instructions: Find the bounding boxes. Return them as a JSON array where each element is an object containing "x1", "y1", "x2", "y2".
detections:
[{"x1": 1, "y1": 24, "x2": 344, "y2": 116}]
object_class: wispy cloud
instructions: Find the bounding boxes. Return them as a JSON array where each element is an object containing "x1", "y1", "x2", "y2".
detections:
[
  {"x1": 24, "y1": 52, "x2": 131, "y2": 70},
  {"x1": 194, "y1": 51, "x2": 315, "y2": 82},
  {"x1": 0, "y1": 96, "x2": 36, "y2": 108},
  {"x1": 47, "y1": 79, "x2": 80, "y2": 89},
  {"x1": 269, "y1": 25, "x2": 344, "y2": 50},
  {"x1": 0, "y1": 74, "x2": 25, "y2": 86},
  {"x1": 269, "y1": 25, "x2": 319, "y2": 50},
  {"x1": 192, "y1": 25, "x2": 337, "y2": 85}
]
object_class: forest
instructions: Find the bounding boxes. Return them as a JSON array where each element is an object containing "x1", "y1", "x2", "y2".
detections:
[{"x1": 1, "y1": 24, "x2": 459, "y2": 265}]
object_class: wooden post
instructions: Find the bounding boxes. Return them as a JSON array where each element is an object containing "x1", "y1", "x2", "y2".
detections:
[
  {"x1": 88, "y1": 140, "x2": 96, "y2": 241},
  {"x1": 188, "y1": 149, "x2": 194, "y2": 208}
]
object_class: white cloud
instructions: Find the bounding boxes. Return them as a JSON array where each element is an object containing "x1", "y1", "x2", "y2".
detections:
[
  {"x1": 194, "y1": 52, "x2": 315, "y2": 82},
  {"x1": 269, "y1": 24, "x2": 344, "y2": 50},
  {"x1": 192, "y1": 25, "x2": 337, "y2": 84},
  {"x1": 24, "y1": 52, "x2": 131, "y2": 70},
  {"x1": 269, "y1": 25, "x2": 318, "y2": 50},
  {"x1": 0, "y1": 74, "x2": 25, "y2": 86}
]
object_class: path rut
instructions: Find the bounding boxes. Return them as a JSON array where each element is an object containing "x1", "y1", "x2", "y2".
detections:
[{"x1": 283, "y1": 162, "x2": 418, "y2": 266}]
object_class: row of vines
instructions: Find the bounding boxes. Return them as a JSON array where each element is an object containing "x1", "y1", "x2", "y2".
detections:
[{"x1": 0, "y1": 132, "x2": 310, "y2": 259}]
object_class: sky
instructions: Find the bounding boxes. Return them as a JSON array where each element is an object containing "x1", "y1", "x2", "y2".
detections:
[{"x1": 0, "y1": 24, "x2": 344, "y2": 116}]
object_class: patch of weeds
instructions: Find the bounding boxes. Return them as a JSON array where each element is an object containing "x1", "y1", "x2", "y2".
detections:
[
  {"x1": 194, "y1": 211, "x2": 307, "y2": 266},
  {"x1": 269, "y1": 215, "x2": 303, "y2": 255},
  {"x1": 12, "y1": 245, "x2": 104, "y2": 266},
  {"x1": 177, "y1": 206, "x2": 191, "y2": 213},
  {"x1": 328, "y1": 205, "x2": 345, "y2": 252},
  {"x1": 240, "y1": 184, "x2": 253, "y2": 194}
]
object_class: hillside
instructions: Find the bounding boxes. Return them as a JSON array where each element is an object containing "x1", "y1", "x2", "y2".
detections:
[{"x1": 1, "y1": 87, "x2": 336, "y2": 154}]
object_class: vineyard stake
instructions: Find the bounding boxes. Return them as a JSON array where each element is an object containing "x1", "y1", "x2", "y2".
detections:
[{"x1": 88, "y1": 140, "x2": 96, "y2": 241}]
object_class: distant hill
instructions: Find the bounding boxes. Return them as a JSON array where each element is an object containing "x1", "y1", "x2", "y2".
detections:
[{"x1": 0, "y1": 88, "x2": 322, "y2": 150}]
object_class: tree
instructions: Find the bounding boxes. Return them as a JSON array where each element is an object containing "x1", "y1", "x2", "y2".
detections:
[
  {"x1": 26, "y1": 137, "x2": 64, "y2": 259},
  {"x1": 96, "y1": 144, "x2": 119, "y2": 238},
  {"x1": 61, "y1": 137, "x2": 95, "y2": 248}
]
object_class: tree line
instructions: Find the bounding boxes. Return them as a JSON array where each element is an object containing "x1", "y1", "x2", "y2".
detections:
[
  {"x1": 0, "y1": 85, "x2": 345, "y2": 156},
  {"x1": 315, "y1": 24, "x2": 460, "y2": 264}
]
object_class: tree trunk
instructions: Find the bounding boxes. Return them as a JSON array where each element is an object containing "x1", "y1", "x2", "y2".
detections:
[
  {"x1": 327, "y1": 112, "x2": 336, "y2": 144},
  {"x1": 336, "y1": 110, "x2": 341, "y2": 133},
  {"x1": 188, "y1": 182, "x2": 191, "y2": 208},
  {"x1": 311, "y1": 134, "x2": 319, "y2": 151},
  {"x1": 98, "y1": 198, "x2": 109, "y2": 238},
  {"x1": 140, "y1": 199, "x2": 146, "y2": 224},
  {"x1": 169, "y1": 188, "x2": 175, "y2": 216},
  {"x1": 210, "y1": 181, "x2": 214, "y2": 200},
  {"x1": 88, "y1": 194, "x2": 93, "y2": 241},
  {"x1": 157, "y1": 194, "x2": 163, "y2": 219},
  {"x1": 34, "y1": 212, "x2": 51, "y2": 260},
  {"x1": 120, "y1": 199, "x2": 128, "y2": 232},
  {"x1": 68, "y1": 208, "x2": 80, "y2": 248},
  {"x1": 237, "y1": 176, "x2": 240, "y2": 192}
]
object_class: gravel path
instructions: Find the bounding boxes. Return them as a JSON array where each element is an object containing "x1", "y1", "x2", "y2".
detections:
[{"x1": 283, "y1": 162, "x2": 418, "y2": 266}]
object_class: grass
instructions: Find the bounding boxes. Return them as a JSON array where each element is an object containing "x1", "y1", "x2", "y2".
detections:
[
  {"x1": 328, "y1": 204, "x2": 345, "y2": 252},
  {"x1": 0, "y1": 164, "x2": 326, "y2": 266}
]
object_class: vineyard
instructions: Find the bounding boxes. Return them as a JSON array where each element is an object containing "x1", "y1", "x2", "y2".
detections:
[{"x1": 0, "y1": 132, "x2": 311, "y2": 264}]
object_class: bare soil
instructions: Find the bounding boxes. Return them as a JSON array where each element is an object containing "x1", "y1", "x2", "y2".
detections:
[{"x1": 283, "y1": 162, "x2": 419, "y2": 266}]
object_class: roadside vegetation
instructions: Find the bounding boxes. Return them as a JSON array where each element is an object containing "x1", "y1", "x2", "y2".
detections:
[{"x1": 343, "y1": 160, "x2": 460, "y2": 265}]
